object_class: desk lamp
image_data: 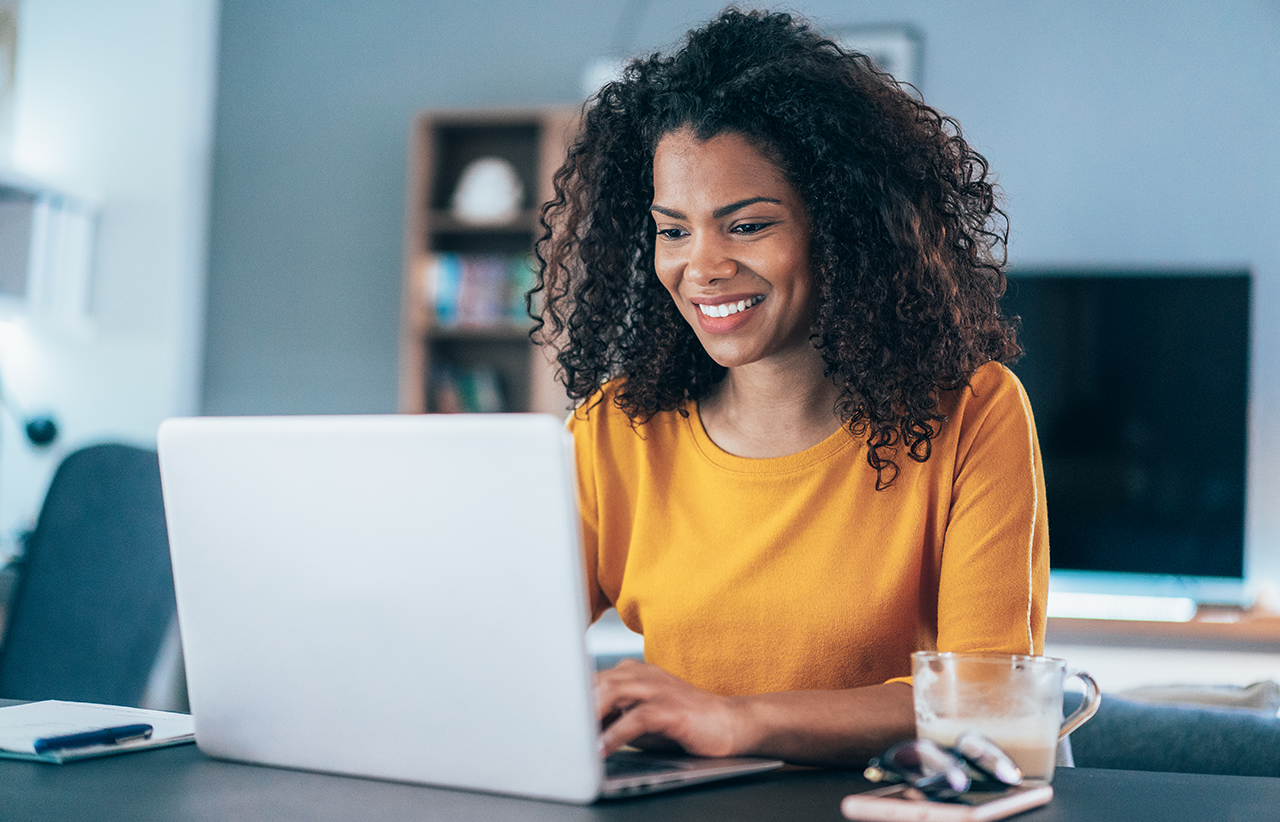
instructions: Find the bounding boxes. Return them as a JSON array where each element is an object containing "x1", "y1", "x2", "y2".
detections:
[{"x1": 0, "y1": 371, "x2": 58, "y2": 447}]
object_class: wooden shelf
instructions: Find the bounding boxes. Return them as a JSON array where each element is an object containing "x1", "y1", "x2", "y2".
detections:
[
  {"x1": 427, "y1": 323, "x2": 533, "y2": 341},
  {"x1": 398, "y1": 108, "x2": 577, "y2": 415},
  {"x1": 427, "y1": 211, "x2": 539, "y2": 235},
  {"x1": 1047, "y1": 611, "x2": 1280, "y2": 652}
]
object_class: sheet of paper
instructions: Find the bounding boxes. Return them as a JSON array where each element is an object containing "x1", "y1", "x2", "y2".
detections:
[{"x1": 0, "y1": 700, "x2": 194, "y2": 754}]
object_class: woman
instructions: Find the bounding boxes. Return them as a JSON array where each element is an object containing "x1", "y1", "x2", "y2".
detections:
[{"x1": 532, "y1": 8, "x2": 1048, "y2": 767}]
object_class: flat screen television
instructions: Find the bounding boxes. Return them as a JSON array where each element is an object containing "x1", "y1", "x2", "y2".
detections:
[{"x1": 1000, "y1": 271, "x2": 1251, "y2": 599}]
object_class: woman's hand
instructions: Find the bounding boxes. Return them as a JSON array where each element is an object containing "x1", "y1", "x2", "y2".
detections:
[
  {"x1": 595, "y1": 660, "x2": 916, "y2": 766},
  {"x1": 595, "y1": 659, "x2": 747, "y2": 758}
]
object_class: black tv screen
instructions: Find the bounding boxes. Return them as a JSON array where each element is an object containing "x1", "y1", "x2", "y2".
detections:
[{"x1": 1001, "y1": 272, "x2": 1250, "y2": 580}]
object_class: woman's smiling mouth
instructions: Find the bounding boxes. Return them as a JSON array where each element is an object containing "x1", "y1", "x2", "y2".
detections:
[{"x1": 696, "y1": 295, "x2": 765, "y2": 318}]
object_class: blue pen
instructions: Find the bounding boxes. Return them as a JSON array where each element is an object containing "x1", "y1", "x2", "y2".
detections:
[{"x1": 33, "y1": 723, "x2": 153, "y2": 754}]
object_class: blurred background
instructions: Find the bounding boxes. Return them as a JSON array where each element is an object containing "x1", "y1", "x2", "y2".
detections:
[{"x1": 0, "y1": 0, "x2": 1276, "y2": 604}]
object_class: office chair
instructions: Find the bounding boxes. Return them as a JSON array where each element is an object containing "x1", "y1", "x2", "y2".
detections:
[
  {"x1": 0, "y1": 443, "x2": 179, "y2": 707},
  {"x1": 1065, "y1": 690, "x2": 1280, "y2": 777}
]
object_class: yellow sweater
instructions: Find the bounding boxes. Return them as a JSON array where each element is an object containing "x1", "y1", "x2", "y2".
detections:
[{"x1": 568, "y1": 361, "x2": 1049, "y2": 696}]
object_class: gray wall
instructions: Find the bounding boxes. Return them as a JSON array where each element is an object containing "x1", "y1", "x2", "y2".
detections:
[{"x1": 202, "y1": 1, "x2": 1280, "y2": 581}]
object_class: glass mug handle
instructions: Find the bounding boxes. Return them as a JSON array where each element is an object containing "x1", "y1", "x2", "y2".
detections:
[{"x1": 1059, "y1": 669, "x2": 1102, "y2": 740}]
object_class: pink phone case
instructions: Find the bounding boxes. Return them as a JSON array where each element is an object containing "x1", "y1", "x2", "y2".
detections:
[{"x1": 840, "y1": 784, "x2": 1053, "y2": 821}]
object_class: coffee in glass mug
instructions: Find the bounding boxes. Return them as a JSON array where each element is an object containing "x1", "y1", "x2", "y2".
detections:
[{"x1": 911, "y1": 651, "x2": 1101, "y2": 784}]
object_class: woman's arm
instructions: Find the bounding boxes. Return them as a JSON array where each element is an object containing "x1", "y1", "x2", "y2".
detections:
[
  {"x1": 935, "y1": 365, "x2": 1049, "y2": 656},
  {"x1": 595, "y1": 659, "x2": 914, "y2": 766}
]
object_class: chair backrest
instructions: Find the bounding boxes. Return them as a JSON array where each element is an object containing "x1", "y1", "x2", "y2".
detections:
[
  {"x1": 1066, "y1": 690, "x2": 1280, "y2": 777},
  {"x1": 0, "y1": 443, "x2": 176, "y2": 706}
]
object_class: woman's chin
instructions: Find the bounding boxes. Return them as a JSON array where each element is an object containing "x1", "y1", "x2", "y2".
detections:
[{"x1": 695, "y1": 339, "x2": 761, "y2": 370}]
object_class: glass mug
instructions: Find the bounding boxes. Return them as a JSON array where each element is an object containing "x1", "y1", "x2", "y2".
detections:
[{"x1": 911, "y1": 651, "x2": 1102, "y2": 784}]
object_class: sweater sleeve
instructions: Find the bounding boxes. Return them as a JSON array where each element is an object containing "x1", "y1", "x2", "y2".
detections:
[{"x1": 935, "y1": 364, "x2": 1050, "y2": 657}]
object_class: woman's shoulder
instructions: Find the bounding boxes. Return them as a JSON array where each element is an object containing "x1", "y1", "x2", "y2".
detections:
[
  {"x1": 950, "y1": 360, "x2": 1025, "y2": 399},
  {"x1": 567, "y1": 378, "x2": 688, "y2": 447},
  {"x1": 934, "y1": 360, "x2": 1037, "y2": 451},
  {"x1": 937, "y1": 361, "x2": 1032, "y2": 425},
  {"x1": 567, "y1": 378, "x2": 626, "y2": 428},
  {"x1": 968, "y1": 359, "x2": 1024, "y2": 396}
]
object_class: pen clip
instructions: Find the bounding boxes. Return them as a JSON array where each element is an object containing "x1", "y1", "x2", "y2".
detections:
[{"x1": 111, "y1": 725, "x2": 153, "y2": 744}]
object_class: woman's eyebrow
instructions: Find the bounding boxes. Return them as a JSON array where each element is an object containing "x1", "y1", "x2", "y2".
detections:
[
  {"x1": 649, "y1": 196, "x2": 783, "y2": 220},
  {"x1": 713, "y1": 196, "x2": 781, "y2": 218}
]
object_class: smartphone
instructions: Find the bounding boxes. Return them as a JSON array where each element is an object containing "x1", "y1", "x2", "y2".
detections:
[{"x1": 840, "y1": 783, "x2": 1053, "y2": 822}]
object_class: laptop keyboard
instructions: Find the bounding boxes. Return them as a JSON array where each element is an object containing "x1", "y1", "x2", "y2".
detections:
[{"x1": 605, "y1": 751, "x2": 693, "y2": 778}]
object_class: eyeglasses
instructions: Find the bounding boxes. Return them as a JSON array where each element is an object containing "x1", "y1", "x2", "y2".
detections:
[{"x1": 864, "y1": 733, "x2": 1023, "y2": 800}]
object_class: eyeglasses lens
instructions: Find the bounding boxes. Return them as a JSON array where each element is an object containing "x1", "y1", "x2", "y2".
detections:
[
  {"x1": 865, "y1": 734, "x2": 1025, "y2": 800},
  {"x1": 882, "y1": 739, "x2": 971, "y2": 795},
  {"x1": 953, "y1": 732, "x2": 1023, "y2": 786}
]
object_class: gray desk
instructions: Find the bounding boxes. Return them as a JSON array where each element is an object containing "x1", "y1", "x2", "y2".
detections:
[{"x1": 2, "y1": 743, "x2": 1278, "y2": 822}]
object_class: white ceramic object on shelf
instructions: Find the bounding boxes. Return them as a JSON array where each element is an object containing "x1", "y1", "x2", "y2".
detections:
[{"x1": 450, "y1": 156, "x2": 523, "y2": 225}]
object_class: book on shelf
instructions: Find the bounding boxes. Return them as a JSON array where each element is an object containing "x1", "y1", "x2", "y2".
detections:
[
  {"x1": 424, "y1": 252, "x2": 537, "y2": 328},
  {"x1": 431, "y1": 361, "x2": 506, "y2": 413}
]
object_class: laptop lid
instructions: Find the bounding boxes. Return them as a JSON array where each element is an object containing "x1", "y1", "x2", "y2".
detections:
[{"x1": 158, "y1": 413, "x2": 604, "y2": 802}]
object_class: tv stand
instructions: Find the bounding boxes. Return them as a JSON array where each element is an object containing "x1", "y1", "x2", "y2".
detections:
[{"x1": 1048, "y1": 607, "x2": 1280, "y2": 652}]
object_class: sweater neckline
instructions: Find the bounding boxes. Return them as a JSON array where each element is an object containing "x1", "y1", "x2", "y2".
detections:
[{"x1": 685, "y1": 402, "x2": 858, "y2": 474}]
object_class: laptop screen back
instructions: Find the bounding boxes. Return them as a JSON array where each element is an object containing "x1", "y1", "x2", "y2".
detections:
[{"x1": 158, "y1": 413, "x2": 602, "y2": 802}]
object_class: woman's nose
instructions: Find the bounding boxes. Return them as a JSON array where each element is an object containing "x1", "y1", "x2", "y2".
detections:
[{"x1": 686, "y1": 235, "x2": 736, "y2": 284}]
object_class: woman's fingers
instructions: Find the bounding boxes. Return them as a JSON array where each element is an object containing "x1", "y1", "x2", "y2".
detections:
[
  {"x1": 592, "y1": 661, "x2": 742, "y2": 758},
  {"x1": 599, "y1": 697, "x2": 713, "y2": 757},
  {"x1": 594, "y1": 659, "x2": 665, "y2": 720},
  {"x1": 598, "y1": 702, "x2": 664, "y2": 756}
]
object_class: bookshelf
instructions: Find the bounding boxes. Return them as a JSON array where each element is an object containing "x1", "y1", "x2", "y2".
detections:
[{"x1": 399, "y1": 108, "x2": 578, "y2": 414}]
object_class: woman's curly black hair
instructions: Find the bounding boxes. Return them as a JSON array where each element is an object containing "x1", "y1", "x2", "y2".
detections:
[{"x1": 531, "y1": 7, "x2": 1020, "y2": 489}]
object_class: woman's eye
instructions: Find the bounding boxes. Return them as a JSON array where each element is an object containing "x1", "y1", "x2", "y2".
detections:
[
  {"x1": 657, "y1": 227, "x2": 688, "y2": 240},
  {"x1": 732, "y1": 222, "x2": 772, "y2": 234}
]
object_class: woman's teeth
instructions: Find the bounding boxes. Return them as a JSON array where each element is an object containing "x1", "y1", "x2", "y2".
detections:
[{"x1": 698, "y1": 296, "x2": 764, "y2": 318}]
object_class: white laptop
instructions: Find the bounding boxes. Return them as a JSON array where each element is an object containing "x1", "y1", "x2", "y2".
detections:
[{"x1": 157, "y1": 413, "x2": 781, "y2": 803}]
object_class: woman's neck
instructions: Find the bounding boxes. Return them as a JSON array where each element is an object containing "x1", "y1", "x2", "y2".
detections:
[{"x1": 697, "y1": 350, "x2": 842, "y2": 458}]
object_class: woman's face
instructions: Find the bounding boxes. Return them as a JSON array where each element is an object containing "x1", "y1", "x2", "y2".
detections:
[{"x1": 650, "y1": 128, "x2": 817, "y2": 371}]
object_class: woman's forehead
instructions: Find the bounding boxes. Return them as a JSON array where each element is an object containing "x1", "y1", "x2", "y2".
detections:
[{"x1": 652, "y1": 129, "x2": 797, "y2": 204}]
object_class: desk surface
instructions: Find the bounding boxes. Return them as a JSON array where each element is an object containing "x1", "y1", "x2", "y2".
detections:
[{"x1": 2, "y1": 743, "x2": 1278, "y2": 822}]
